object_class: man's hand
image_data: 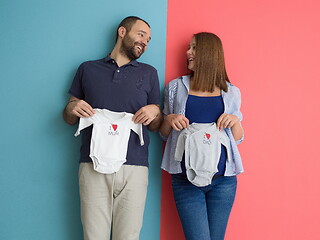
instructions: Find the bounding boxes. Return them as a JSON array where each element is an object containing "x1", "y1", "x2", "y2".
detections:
[
  {"x1": 132, "y1": 104, "x2": 160, "y2": 126},
  {"x1": 68, "y1": 98, "x2": 95, "y2": 118},
  {"x1": 63, "y1": 97, "x2": 95, "y2": 125}
]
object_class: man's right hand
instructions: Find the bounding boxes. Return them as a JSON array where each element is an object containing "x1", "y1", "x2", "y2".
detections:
[
  {"x1": 67, "y1": 97, "x2": 95, "y2": 118},
  {"x1": 63, "y1": 97, "x2": 95, "y2": 125}
]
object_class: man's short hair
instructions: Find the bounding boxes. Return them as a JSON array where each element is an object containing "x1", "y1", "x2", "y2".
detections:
[{"x1": 115, "y1": 16, "x2": 150, "y2": 42}]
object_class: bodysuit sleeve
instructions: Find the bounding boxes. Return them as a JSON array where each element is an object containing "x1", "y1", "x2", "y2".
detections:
[
  {"x1": 174, "y1": 129, "x2": 189, "y2": 162},
  {"x1": 74, "y1": 116, "x2": 94, "y2": 136},
  {"x1": 130, "y1": 122, "x2": 144, "y2": 146}
]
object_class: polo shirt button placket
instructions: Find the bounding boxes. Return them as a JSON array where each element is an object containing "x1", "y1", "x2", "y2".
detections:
[{"x1": 113, "y1": 69, "x2": 121, "y2": 82}]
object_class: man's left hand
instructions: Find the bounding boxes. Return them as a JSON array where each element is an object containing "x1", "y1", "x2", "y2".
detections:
[{"x1": 133, "y1": 104, "x2": 160, "y2": 126}]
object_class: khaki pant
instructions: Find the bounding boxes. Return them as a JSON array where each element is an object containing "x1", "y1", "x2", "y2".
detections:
[{"x1": 79, "y1": 163, "x2": 148, "y2": 240}]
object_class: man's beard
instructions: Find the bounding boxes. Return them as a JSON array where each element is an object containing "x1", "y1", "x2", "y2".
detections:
[{"x1": 120, "y1": 34, "x2": 144, "y2": 61}]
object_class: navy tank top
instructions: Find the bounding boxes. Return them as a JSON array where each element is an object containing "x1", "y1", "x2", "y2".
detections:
[{"x1": 180, "y1": 94, "x2": 227, "y2": 176}]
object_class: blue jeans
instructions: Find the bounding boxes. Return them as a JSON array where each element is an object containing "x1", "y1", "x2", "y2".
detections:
[{"x1": 171, "y1": 175, "x2": 237, "y2": 240}]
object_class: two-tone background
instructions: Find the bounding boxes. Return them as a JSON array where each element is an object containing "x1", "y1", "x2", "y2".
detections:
[{"x1": 1, "y1": 0, "x2": 320, "y2": 239}]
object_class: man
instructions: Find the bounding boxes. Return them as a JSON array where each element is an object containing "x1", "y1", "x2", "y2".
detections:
[{"x1": 63, "y1": 16, "x2": 162, "y2": 240}]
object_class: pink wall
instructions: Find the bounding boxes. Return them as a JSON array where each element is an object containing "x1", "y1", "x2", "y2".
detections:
[{"x1": 160, "y1": 0, "x2": 320, "y2": 239}]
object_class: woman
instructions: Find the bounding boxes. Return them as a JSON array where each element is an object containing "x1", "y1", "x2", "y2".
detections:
[{"x1": 160, "y1": 32, "x2": 244, "y2": 240}]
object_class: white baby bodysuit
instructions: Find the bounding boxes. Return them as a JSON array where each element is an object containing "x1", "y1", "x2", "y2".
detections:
[
  {"x1": 175, "y1": 123, "x2": 232, "y2": 187},
  {"x1": 74, "y1": 108, "x2": 144, "y2": 174}
]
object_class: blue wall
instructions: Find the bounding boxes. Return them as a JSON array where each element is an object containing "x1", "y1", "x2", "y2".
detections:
[{"x1": 0, "y1": 0, "x2": 167, "y2": 239}]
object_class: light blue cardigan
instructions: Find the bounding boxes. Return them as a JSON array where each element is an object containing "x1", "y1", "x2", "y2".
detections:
[{"x1": 161, "y1": 75, "x2": 244, "y2": 175}]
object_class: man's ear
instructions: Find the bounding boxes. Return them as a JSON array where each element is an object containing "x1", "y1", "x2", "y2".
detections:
[{"x1": 118, "y1": 26, "x2": 126, "y2": 38}]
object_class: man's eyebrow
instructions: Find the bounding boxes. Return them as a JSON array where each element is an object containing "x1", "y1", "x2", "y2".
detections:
[{"x1": 138, "y1": 30, "x2": 151, "y2": 41}]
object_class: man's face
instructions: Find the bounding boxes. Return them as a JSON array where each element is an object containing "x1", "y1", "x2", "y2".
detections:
[{"x1": 120, "y1": 20, "x2": 151, "y2": 61}]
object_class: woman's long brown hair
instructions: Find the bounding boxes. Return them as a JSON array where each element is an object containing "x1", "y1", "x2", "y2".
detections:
[{"x1": 191, "y1": 32, "x2": 230, "y2": 92}]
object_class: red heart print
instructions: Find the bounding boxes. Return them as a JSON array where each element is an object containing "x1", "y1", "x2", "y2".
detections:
[
  {"x1": 112, "y1": 124, "x2": 118, "y2": 131},
  {"x1": 205, "y1": 133, "x2": 210, "y2": 139}
]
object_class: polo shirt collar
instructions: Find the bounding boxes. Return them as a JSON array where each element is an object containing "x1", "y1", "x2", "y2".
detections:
[{"x1": 104, "y1": 55, "x2": 139, "y2": 67}]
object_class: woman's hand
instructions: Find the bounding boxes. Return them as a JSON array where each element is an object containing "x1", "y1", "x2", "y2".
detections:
[
  {"x1": 217, "y1": 113, "x2": 239, "y2": 131},
  {"x1": 160, "y1": 114, "x2": 189, "y2": 138},
  {"x1": 217, "y1": 113, "x2": 243, "y2": 141},
  {"x1": 166, "y1": 114, "x2": 189, "y2": 131}
]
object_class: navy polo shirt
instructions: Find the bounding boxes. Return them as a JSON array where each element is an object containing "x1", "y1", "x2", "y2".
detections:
[{"x1": 68, "y1": 56, "x2": 160, "y2": 167}]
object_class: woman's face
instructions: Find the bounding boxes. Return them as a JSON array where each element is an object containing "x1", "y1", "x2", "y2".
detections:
[{"x1": 186, "y1": 37, "x2": 196, "y2": 71}]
